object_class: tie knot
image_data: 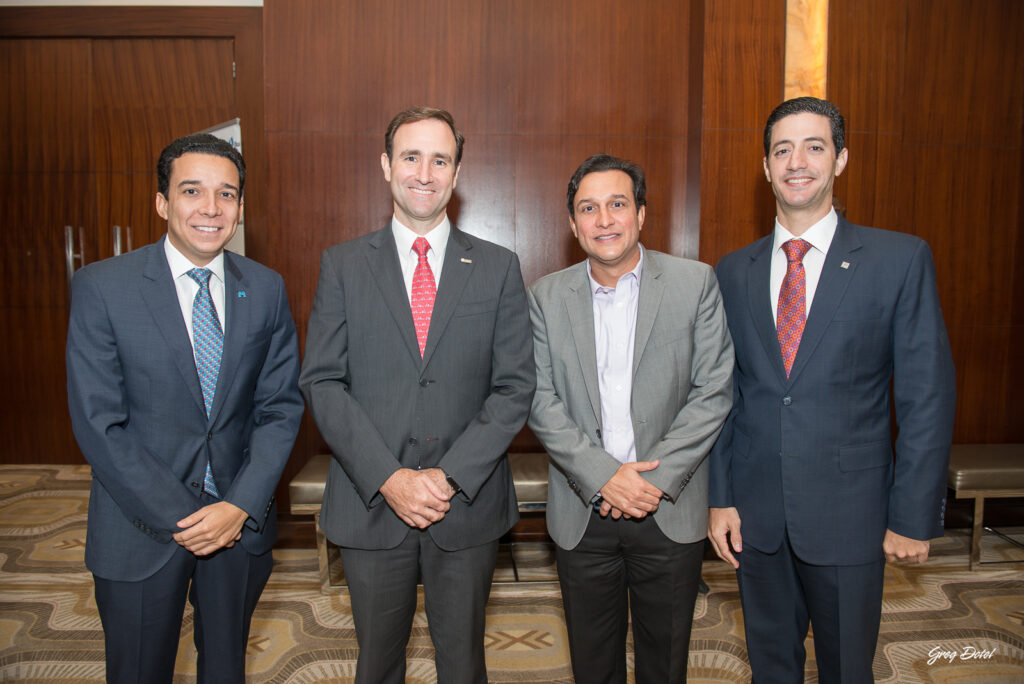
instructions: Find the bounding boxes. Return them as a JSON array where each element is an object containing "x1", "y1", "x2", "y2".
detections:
[
  {"x1": 187, "y1": 267, "x2": 213, "y2": 288},
  {"x1": 413, "y1": 237, "x2": 431, "y2": 259},
  {"x1": 782, "y1": 239, "x2": 812, "y2": 263}
]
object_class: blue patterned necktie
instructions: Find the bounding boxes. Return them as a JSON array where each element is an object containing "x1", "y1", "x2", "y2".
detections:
[{"x1": 187, "y1": 267, "x2": 222, "y2": 497}]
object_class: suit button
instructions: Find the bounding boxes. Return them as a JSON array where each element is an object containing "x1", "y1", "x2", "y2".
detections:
[
  {"x1": 206, "y1": 432, "x2": 213, "y2": 441},
  {"x1": 419, "y1": 379, "x2": 430, "y2": 387},
  {"x1": 408, "y1": 438, "x2": 418, "y2": 446},
  {"x1": 782, "y1": 396, "x2": 792, "y2": 406},
  {"x1": 191, "y1": 481, "x2": 200, "y2": 488}
]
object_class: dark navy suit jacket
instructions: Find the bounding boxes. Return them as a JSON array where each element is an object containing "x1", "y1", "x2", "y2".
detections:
[
  {"x1": 67, "y1": 237, "x2": 303, "y2": 582},
  {"x1": 709, "y1": 217, "x2": 956, "y2": 566}
]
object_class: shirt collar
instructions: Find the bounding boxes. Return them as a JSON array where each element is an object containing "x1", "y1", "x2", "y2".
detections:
[
  {"x1": 163, "y1": 235, "x2": 225, "y2": 284},
  {"x1": 587, "y1": 244, "x2": 645, "y2": 294},
  {"x1": 773, "y1": 207, "x2": 838, "y2": 257},
  {"x1": 391, "y1": 215, "x2": 451, "y2": 256}
]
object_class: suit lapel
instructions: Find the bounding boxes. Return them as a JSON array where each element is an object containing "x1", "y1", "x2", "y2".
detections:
[
  {"x1": 364, "y1": 227, "x2": 422, "y2": 365},
  {"x1": 140, "y1": 239, "x2": 207, "y2": 416},
  {"x1": 786, "y1": 217, "x2": 861, "y2": 385},
  {"x1": 564, "y1": 264, "x2": 602, "y2": 425},
  {"x1": 632, "y1": 250, "x2": 664, "y2": 377},
  {"x1": 210, "y1": 252, "x2": 249, "y2": 422},
  {"x1": 421, "y1": 227, "x2": 473, "y2": 368},
  {"x1": 746, "y1": 236, "x2": 788, "y2": 385}
]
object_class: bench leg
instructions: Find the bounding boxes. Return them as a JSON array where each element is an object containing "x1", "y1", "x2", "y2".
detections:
[
  {"x1": 970, "y1": 497, "x2": 984, "y2": 571},
  {"x1": 314, "y1": 512, "x2": 331, "y2": 593}
]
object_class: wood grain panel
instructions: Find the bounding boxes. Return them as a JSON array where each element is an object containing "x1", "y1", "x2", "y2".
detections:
[
  {"x1": 0, "y1": 172, "x2": 93, "y2": 462},
  {"x1": 91, "y1": 39, "x2": 235, "y2": 174},
  {"x1": 264, "y1": 0, "x2": 515, "y2": 135},
  {"x1": 900, "y1": 0, "x2": 1024, "y2": 149},
  {"x1": 701, "y1": 0, "x2": 786, "y2": 131},
  {"x1": 0, "y1": 39, "x2": 92, "y2": 173},
  {"x1": 699, "y1": 0, "x2": 786, "y2": 268},
  {"x1": 826, "y1": 0, "x2": 905, "y2": 136}
]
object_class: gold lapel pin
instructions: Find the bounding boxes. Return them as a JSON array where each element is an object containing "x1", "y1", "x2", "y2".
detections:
[
  {"x1": 460, "y1": 257, "x2": 472, "y2": 264},
  {"x1": 840, "y1": 261, "x2": 850, "y2": 269}
]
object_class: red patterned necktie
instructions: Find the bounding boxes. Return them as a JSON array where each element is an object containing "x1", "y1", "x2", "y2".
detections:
[
  {"x1": 411, "y1": 237, "x2": 436, "y2": 357},
  {"x1": 777, "y1": 239, "x2": 812, "y2": 378}
]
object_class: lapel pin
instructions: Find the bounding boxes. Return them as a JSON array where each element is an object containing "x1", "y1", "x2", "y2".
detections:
[
  {"x1": 460, "y1": 257, "x2": 472, "y2": 264},
  {"x1": 840, "y1": 261, "x2": 850, "y2": 269},
  {"x1": 237, "y1": 291, "x2": 247, "y2": 298}
]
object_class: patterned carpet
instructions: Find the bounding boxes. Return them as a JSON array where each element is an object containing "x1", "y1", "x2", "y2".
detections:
[{"x1": 1, "y1": 465, "x2": 1023, "y2": 683}]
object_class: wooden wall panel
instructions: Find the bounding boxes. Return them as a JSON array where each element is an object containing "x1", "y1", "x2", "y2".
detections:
[
  {"x1": 698, "y1": 0, "x2": 787, "y2": 268},
  {"x1": 264, "y1": 0, "x2": 705, "y2": 498},
  {"x1": 829, "y1": 0, "x2": 1024, "y2": 443},
  {"x1": 0, "y1": 39, "x2": 92, "y2": 173}
]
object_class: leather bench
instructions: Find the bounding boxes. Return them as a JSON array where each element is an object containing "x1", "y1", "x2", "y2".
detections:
[
  {"x1": 947, "y1": 444, "x2": 1024, "y2": 570},
  {"x1": 289, "y1": 452, "x2": 550, "y2": 590}
]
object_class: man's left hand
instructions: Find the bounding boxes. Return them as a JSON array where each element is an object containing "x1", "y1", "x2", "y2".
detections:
[
  {"x1": 174, "y1": 501, "x2": 249, "y2": 556},
  {"x1": 883, "y1": 529, "x2": 930, "y2": 564}
]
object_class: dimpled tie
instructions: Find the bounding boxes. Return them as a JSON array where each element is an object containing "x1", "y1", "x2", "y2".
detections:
[
  {"x1": 411, "y1": 237, "x2": 437, "y2": 357},
  {"x1": 777, "y1": 239, "x2": 812, "y2": 378},
  {"x1": 187, "y1": 267, "x2": 222, "y2": 497}
]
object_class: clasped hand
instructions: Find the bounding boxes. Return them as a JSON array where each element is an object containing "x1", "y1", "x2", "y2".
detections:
[
  {"x1": 597, "y1": 460, "x2": 663, "y2": 519},
  {"x1": 380, "y1": 467, "x2": 453, "y2": 529},
  {"x1": 174, "y1": 501, "x2": 249, "y2": 556}
]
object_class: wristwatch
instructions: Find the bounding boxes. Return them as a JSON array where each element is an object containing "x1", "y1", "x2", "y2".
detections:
[{"x1": 444, "y1": 472, "x2": 462, "y2": 495}]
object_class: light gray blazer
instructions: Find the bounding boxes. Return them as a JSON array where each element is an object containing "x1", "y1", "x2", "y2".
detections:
[{"x1": 528, "y1": 249, "x2": 734, "y2": 550}]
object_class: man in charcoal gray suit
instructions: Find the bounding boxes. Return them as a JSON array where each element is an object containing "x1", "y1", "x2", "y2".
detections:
[{"x1": 300, "y1": 106, "x2": 535, "y2": 684}]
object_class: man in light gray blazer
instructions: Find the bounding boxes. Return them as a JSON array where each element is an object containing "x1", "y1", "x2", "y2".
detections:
[
  {"x1": 300, "y1": 107, "x2": 535, "y2": 684},
  {"x1": 528, "y1": 154, "x2": 734, "y2": 683}
]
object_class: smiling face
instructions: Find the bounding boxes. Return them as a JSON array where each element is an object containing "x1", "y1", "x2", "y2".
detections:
[
  {"x1": 569, "y1": 169, "x2": 645, "y2": 286},
  {"x1": 763, "y1": 111, "x2": 848, "y2": 234},
  {"x1": 381, "y1": 118, "x2": 461, "y2": 235},
  {"x1": 156, "y1": 152, "x2": 242, "y2": 266}
]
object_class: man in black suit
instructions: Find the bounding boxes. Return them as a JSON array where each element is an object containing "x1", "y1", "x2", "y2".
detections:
[
  {"x1": 300, "y1": 106, "x2": 535, "y2": 683},
  {"x1": 709, "y1": 97, "x2": 956, "y2": 682}
]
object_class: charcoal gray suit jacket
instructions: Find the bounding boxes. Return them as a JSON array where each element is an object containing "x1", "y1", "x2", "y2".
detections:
[{"x1": 300, "y1": 225, "x2": 535, "y2": 550}]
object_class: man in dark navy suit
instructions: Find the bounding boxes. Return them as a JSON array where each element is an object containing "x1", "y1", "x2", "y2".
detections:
[
  {"x1": 708, "y1": 97, "x2": 956, "y2": 683},
  {"x1": 67, "y1": 134, "x2": 303, "y2": 683}
]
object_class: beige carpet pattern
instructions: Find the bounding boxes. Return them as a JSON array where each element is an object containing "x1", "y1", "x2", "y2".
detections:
[{"x1": 2, "y1": 465, "x2": 1023, "y2": 683}]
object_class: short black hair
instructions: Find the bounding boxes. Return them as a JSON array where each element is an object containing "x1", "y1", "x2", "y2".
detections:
[
  {"x1": 763, "y1": 96, "x2": 846, "y2": 157},
  {"x1": 567, "y1": 154, "x2": 646, "y2": 217},
  {"x1": 157, "y1": 133, "x2": 245, "y2": 198},
  {"x1": 384, "y1": 106, "x2": 465, "y2": 166}
]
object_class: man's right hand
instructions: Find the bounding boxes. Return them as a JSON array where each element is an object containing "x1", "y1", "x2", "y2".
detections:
[
  {"x1": 379, "y1": 468, "x2": 451, "y2": 528},
  {"x1": 708, "y1": 506, "x2": 743, "y2": 568},
  {"x1": 599, "y1": 461, "x2": 664, "y2": 519}
]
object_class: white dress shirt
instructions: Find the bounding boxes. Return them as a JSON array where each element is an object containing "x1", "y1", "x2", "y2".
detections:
[
  {"x1": 391, "y1": 216, "x2": 450, "y2": 301},
  {"x1": 589, "y1": 247, "x2": 644, "y2": 465},
  {"x1": 770, "y1": 208, "x2": 838, "y2": 323},
  {"x1": 164, "y1": 237, "x2": 226, "y2": 356}
]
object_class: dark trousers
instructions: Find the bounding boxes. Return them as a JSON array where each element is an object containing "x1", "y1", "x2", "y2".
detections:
[
  {"x1": 556, "y1": 510, "x2": 704, "y2": 684},
  {"x1": 736, "y1": 531, "x2": 885, "y2": 684},
  {"x1": 93, "y1": 540, "x2": 273, "y2": 684},
  {"x1": 340, "y1": 529, "x2": 499, "y2": 684}
]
